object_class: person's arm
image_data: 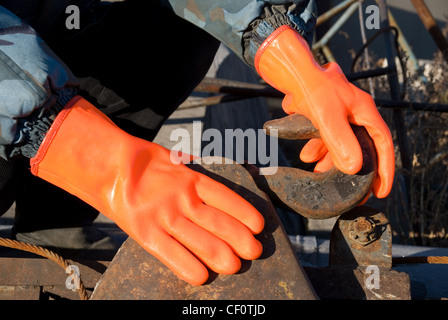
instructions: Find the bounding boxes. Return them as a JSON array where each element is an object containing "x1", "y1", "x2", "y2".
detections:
[
  {"x1": 0, "y1": 6, "x2": 264, "y2": 286},
  {"x1": 157, "y1": 0, "x2": 317, "y2": 67},
  {"x1": 0, "y1": 5, "x2": 79, "y2": 160}
]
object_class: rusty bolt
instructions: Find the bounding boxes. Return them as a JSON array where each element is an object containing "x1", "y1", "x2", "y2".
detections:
[{"x1": 348, "y1": 216, "x2": 377, "y2": 245}]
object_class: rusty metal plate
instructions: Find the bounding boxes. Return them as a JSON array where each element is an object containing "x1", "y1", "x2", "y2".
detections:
[
  {"x1": 0, "y1": 256, "x2": 108, "y2": 300},
  {"x1": 304, "y1": 266, "x2": 411, "y2": 300},
  {"x1": 91, "y1": 158, "x2": 317, "y2": 300},
  {"x1": 304, "y1": 206, "x2": 411, "y2": 300},
  {"x1": 330, "y1": 206, "x2": 392, "y2": 268},
  {"x1": 0, "y1": 285, "x2": 41, "y2": 300}
]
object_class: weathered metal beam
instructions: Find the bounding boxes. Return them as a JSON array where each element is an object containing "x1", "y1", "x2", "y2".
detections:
[
  {"x1": 0, "y1": 255, "x2": 108, "y2": 300},
  {"x1": 181, "y1": 77, "x2": 448, "y2": 114},
  {"x1": 304, "y1": 266, "x2": 411, "y2": 300}
]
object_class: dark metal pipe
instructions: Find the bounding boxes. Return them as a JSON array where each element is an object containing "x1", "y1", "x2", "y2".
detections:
[
  {"x1": 410, "y1": 0, "x2": 448, "y2": 63},
  {"x1": 377, "y1": 0, "x2": 413, "y2": 183},
  {"x1": 375, "y1": 99, "x2": 448, "y2": 113},
  {"x1": 346, "y1": 67, "x2": 395, "y2": 81}
]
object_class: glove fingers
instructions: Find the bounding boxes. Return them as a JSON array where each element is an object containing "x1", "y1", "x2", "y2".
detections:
[
  {"x1": 195, "y1": 175, "x2": 265, "y2": 235},
  {"x1": 349, "y1": 95, "x2": 395, "y2": 198},
  {"x1": 300, "y1": 138, "x2": 327, "y2": 163},
  {"x1": 281, "y1": 94, "x2": 295, "y2": 114},
  {"x1": 141, "y1": 228, "x2": 209, "y2": 286},
  {"x1": 315, "y1": 114, "x2": 363, "y2": 175},
  {"x1": 189, "y1": 204, "x2": 263, "y2": 260},
  {"x1": 313, "y1": 152, "x2": 334, "y2": 173},
  {"x1": 359, "y1": 122, "x2": 395, "y2": 198},
  {"x1": 164, "y1": 215, "x2": 242, "y2": 275}
]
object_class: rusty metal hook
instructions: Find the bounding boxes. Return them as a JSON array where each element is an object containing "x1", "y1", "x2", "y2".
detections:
[{"x1": 246, "y1": 114, "x2": 377, "y2": 219}]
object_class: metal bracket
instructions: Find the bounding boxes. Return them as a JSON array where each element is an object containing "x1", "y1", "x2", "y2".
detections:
[{"x1": 304, "y1": 206, "x2": 411, "y2": 300}]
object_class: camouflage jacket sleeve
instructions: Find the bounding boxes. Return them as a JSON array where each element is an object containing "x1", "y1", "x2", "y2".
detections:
[
  {"x1": 0, "y1": 5, "x2": 79, "y2": 160},
  {"x1": 157, "y1": 0, "x2": 317, "y2": 67}
]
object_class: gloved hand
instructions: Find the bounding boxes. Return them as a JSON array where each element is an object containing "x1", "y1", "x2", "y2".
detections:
[
  {"x1": 30, "y1": 96, "x2": 264, "y2": 286},
  {"x1": 255, "y1": 25, "x2": 395, "y2": 198}
]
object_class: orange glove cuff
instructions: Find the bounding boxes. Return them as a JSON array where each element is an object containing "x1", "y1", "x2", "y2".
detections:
[{"x1": 255, "y1": 25, "x2": 328, "y2": 115}]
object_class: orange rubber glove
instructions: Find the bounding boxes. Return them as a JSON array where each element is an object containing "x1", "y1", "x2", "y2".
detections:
[
  {"x1": 255, "y1": 25, "x2": 395, "y2": 198},
  {"x1": 30, "y1": 96, "x2": 264, "y2": 286}
]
